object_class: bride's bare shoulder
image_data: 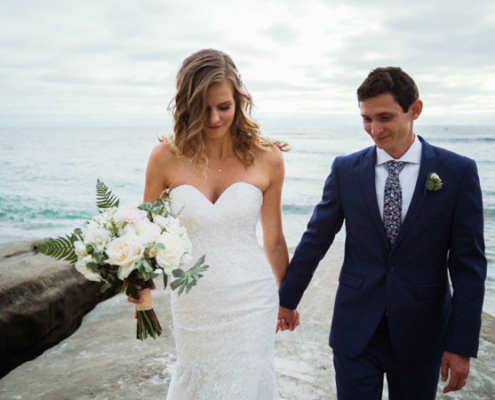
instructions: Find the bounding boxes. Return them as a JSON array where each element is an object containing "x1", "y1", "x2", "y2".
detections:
[
  {"x1": 254, "y1": 143, "x2": 285, "y2": 167},
  {"x1": 145, "y1": 141, "x2": 182, "y2": 198},
  {"x1": 148, "y1": 141, "x2": 179, "y2": 167}
]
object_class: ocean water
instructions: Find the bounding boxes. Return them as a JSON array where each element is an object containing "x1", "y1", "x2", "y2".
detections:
[{"x1": 0, "y1": 126, "x2": 494, "y2": 315}]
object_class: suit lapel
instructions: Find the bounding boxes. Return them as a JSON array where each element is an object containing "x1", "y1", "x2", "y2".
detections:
[
  {"x1": 391, "y1": 136, "x2": 440, "y2": 252},
  {"x1": 360, "y1": 146, "x2": 390, "y2": 248}
]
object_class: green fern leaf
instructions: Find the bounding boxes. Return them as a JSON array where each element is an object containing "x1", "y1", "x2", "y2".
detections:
[
  {"x1": 96, "y1": 179, "x2": 120, "y2": 209},
  {"x1": 37, "y1": 234, "x2": 78, "y2": 264}
]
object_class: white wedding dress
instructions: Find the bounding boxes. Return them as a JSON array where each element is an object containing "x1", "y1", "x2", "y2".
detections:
[{"x1": 167, "y1": 182, "x2": 280, "y2": 400}]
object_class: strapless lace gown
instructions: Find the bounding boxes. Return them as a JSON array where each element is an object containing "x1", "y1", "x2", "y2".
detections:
[{"x1": 166, "y1": 182, "x2": 280, "y2": 400}]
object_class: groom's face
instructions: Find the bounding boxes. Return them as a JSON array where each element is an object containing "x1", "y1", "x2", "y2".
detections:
[{"x1": 359, "y1": 93, "x2": 422, "y2": 159}]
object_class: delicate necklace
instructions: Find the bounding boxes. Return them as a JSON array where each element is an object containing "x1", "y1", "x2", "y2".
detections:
[
  {"x1": 208, "y1": 154, "x2": 230, "y2": 172},
  {"x1": 207, "y1": 164, "x2": 223, "y2": 172},
  {"x1": 209, "y1": 161, "x2": 224, "y2": 172}
]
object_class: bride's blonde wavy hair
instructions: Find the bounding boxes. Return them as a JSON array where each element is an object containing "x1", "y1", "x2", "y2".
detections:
[{"x1": 166, "y1": 49, "x2": 288, "y2": 168}]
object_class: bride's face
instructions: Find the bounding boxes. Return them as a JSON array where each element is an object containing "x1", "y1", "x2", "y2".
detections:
[{"x1": 202, "y1": 80, "x2": 236, "y2": 140}]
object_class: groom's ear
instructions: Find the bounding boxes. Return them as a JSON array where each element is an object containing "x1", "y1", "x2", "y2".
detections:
[{"x1": 409, "y1": 99, "x2": 423, "y2": 120}]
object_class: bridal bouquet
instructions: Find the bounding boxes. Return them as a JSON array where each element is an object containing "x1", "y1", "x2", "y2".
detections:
[{"x1": 38, "y1": 180, "x2": 208, "y2": 340}]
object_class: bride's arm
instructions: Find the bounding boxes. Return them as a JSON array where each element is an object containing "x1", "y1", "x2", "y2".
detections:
[
  {"x1": 143, "y1": 142, "x2": 173, "y2": 202},
  {"x1": 260, "y1": 146, "x2": 289, "y2": 288},
  {"x1": 126, "y1": 143, "x2": 173, "y2": 305}
]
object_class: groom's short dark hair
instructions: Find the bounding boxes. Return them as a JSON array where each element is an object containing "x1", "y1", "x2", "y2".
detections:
[{"x1": 357, "y1": 67, "x2": 419, "y2": 113}]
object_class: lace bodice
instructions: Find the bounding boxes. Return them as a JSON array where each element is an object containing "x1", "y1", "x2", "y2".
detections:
[{"x1": 171, "y1": 182, "x2": 260, "y2": 239}]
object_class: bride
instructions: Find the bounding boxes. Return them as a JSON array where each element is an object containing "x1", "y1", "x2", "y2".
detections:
[{"x1": 134, "y1": 49, "x2": 297, "y2": 399}]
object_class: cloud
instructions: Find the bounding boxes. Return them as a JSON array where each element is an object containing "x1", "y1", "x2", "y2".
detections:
[
  {"x1": 261, "y1": 23, "x2": 300, "y2": 43},
  {"x1": 1, "y1": 0, "x2": 494, "y2": 127}
]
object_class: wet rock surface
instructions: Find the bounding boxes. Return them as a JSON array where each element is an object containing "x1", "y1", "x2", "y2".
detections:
[{"x1": 0, "y1": 240, "x2": 112, "y2": 378}]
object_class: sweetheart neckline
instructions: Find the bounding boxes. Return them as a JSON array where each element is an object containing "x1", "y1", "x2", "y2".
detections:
[{"x1": 170, "y1": 182, "x2": 263, "y2": 205}]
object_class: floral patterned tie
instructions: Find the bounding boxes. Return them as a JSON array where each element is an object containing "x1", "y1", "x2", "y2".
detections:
[{"x1": 383, "y1": 161, "x2": 406, "y2": 245}]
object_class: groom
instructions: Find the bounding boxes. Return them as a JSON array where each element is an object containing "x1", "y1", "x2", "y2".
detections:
[{"x1": 278, "y1": 67, "x2": 486, "y2": 399}]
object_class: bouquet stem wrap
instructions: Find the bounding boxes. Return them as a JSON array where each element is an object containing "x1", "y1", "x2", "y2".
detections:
[
  {"x1": 135, "y1": 288, "x2": 162, "y2": 340},
  {"x1": 136, "y1": 288, "x2": 153, "y2": 311}
]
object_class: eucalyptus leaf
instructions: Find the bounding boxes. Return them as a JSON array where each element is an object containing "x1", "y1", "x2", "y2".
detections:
[
  {"x1": 87, "y1": 262, "x2": 99, "y2": 272},
  {"x1": 162, "y1": 271, "x2": 168, "y2": 288},
  {"x1": 142, "y1": 260, "x2": 154, "y2": 273},
  {"x1": 94, "y1": 251, "x2": 106, "y2": 263},
  {"x1": 150, "y1": 272, "x2": 160, "y2": 280},
  {"x1": 137, "y1": 269, "x2": 147, "y2": 280}
]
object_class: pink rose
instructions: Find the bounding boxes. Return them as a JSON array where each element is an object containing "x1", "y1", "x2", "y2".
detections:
[{"x1": 118, "y1": 202, "x2": 147, "y2": 223}]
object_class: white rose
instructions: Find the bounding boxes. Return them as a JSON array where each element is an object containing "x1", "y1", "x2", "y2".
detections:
[
  {"x1": 152, "y1": 215, "x2": 169, "y2": 230},
  {"x1": 91, "y1": 214, "x2": 103, "y2": 225},
  {"x1": 117, "y1": 202, "x2": 147, "y2": 223},
  {"x1": 74, "y1": 255, "x2": 102, "y2": 282},
  {"x1": 111, "y1": 210, "x2": 125, "y2": 227},
  {"x1": 92, "y1": 208, "x2": 124, "y2": 229},
  {"x1": 154, "y1": 215, "x2": 188, "y2": 236},
  {"x1": 154, "y1": 232, "x2": 188, "y2": 274},
  {"x1": 105, "y1": 236, "x2": 145, "y2": 280},
  {"x1": 166, "y1": 216, "x2": 188, "y2": 236},
  {"x1": 83, "y1": 227, "x2": 112, "y2": 251},
  {"x1": 124, "y1": 220, "x2": 161, "y2": 245},
  {"x1": 93, "y1": 209, "x2": 112, "y2": 225},
  {"x1": 87, "y1": 220, "x2": 99, "y2": 229},
  {"x1": 74, "y1": 240, "x2": 88, "y2": 259}
]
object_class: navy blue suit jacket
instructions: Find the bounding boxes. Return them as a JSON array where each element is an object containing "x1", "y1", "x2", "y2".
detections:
[{"x1": 279, "y1": 136, "x2": 486, "y2": 361}]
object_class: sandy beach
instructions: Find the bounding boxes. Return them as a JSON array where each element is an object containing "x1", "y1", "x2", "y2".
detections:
[{"x1": 0, "y1": 241, "x2": 494, "y2": 399}]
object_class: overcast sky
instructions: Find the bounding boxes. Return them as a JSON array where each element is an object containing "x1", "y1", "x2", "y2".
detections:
[{"x1": 1, "y1": 0, "x2": 495, "y2": 129}]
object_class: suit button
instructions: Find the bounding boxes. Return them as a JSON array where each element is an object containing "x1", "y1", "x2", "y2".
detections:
[{"x1": 388, "y1": 266, "x2": 395, "y2": 272}]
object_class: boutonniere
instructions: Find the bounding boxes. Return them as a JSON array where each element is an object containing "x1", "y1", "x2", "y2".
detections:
[{"x1": 424, "y1": 172, "x2": 443, "y2": 195}]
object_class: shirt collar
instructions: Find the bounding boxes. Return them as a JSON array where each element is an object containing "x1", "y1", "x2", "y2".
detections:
[{"x1": 376, "y1": 134, "x2": 422, "y2": 166}]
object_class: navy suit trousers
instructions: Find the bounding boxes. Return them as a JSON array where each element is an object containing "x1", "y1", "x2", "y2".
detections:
[{"x1": 333, "y1": 315, "x2": 442, "y2": 400}]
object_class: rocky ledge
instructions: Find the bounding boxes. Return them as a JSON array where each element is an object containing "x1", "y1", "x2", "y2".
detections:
[{"x1": 0, "y1": 240, "x2": 112, "y2": 378}]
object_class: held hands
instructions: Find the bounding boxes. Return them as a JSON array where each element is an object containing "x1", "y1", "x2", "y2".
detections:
[
  {"x1": 276, "y1": 306, "x2": 300, "y2": 333},
  {"x1": 441, "y1": 351, "x2": 470, "y2": 393}
]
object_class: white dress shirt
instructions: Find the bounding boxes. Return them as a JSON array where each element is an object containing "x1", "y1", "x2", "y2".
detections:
[{"x1": 375, "y1": 135, "x2": 422, "y2": 222}]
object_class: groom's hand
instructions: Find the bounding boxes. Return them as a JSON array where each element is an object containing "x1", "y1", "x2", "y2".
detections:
[
  {"x1": 441, "y1": 351, "x2": 470, "y2": 393},
  {"x1": 276, "y1": 306, "x2": 300, "y2": 333}
]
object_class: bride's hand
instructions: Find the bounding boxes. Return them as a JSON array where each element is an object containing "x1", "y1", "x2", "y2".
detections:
[
  {"x1": 276, "y1": 306, "x2": 300, "y2": 333},
  {"x1": 124, "y1": 280, "x2": 156, "y2": 318},
  {"x1": 124, "y1": 279, "x2": 157, "y2": 303}
]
